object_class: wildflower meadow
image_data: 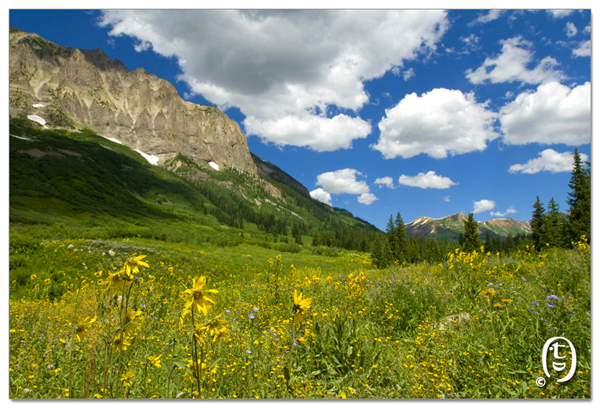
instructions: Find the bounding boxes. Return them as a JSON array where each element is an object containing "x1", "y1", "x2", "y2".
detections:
[{"x1": 9, "y1": 233, "x2": 590, "y2": 399}]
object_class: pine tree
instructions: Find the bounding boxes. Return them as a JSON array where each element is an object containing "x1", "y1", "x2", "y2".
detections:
[
  {"x1": 311, "y1": 231, "x2": 321, "y2": 246},
  {"x1": 484, "y1": 231, "x2": 492, "y2": 253},
  {"x1": 567, "y1": 147, "x2": 591, "y2": 243},
  {"x1": 531, "y1": 196, "x2": 546, "y2": 249},
  {"x1": 394, "y1": 212, "x2": 407, "y2": 263},
  {"x1": 371, "y1": 237, "x2": 392, "y2": 269},
  {"x1": 386, "y1": 215, "x2": 399, "y2": 260},
  {"x1": 545, "y1": 198, "x2": 564, "y2": 248},
  {"x1": 462, "y1": 212, "x2": 482, "y2": 252}
]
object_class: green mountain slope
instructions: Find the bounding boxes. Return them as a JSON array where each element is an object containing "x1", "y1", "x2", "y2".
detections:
[{"x1": 10, "y1": 117, "x2": 379, "y2": 250}]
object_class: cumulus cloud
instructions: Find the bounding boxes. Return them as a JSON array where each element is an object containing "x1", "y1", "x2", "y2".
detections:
[
  {"x1": 398, "y1": 171, "x2": 458, "y2": 189},
  {"x1": 444, "y1": 196, "x2": 451, "y2": 203},
  {"x1": 473, "y1": 199, "x2": 496, "y2": 214},
  {"x1": 357, "y1": 192, "x2": 378, "y2": 205},
  {"x1": 509, "y1": 149, "x2": 589, "y2": 174},
  {"x1": 99, "y1": 10, "x2": 448, "y2": 151},
  {"x1": 244, "y1": 114, "x2": 371, "y2": 152},
  {"x1": 573, "y1": 40, "x2": 591, "y2": 57},
  {"x1": 374, "y1": 176, "x2": 395, "y2": 189},
  {"x1": 373, "y1": 88, "x2": 498, "y2": 159},
  {"x1": 547, "y1": 10, "x2": 574, "y2": 18},
  {"x1": 490, "y1": 207, "x2": 517, "y2": 217},
  {"x1": 309, "y1": 188, "x2": 332, "y2": 206},
  {"x1": 565, "y1": 22, "x2": 578, "y2": 37},
  {"x1": 316, "y1": 169, "x2": 369, "y2": 195},
  {"x1": 469, "y1": 10, "x2": 505, "y2": 26},
  {"x1": 499, "y1": 81, "x2": 590, "y2": 146},
  {"x1": 465, "y1": 36, "x2": 565, "y2": 85}
]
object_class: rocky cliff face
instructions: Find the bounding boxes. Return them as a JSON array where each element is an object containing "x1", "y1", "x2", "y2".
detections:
[{"x1": 9, "y1": 27, "x2": 257, "y2": 173}]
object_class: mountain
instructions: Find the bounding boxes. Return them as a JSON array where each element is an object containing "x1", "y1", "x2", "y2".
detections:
[
  {"x1": 9, "y1": 27, "x2": 380, "y2": 251},
  {"x1": 9, "y1": 26, "x2": 256, "y2": 173},
  {"x1": 406, "y1": 213, "x2": 531, "y2": 241}
]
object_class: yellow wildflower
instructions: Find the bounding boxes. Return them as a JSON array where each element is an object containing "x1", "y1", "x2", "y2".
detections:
[
  {"x1": 122, "y1": 255, "x2": 149, "y2": 278},
  {"x1": 112, "y1": 333, "x2": 131, "y2": 351},
  {"x1": 75, "y1": 316, "x2": 97, "y2": 342},
  {"x1": 292, "y1": 289, "x2": 312, "y2": 329},
  {"x1": 121, "y1": 371, "x2": 135, "y2": 388},
  {"x1": 147, "y1": 355, "x2": 162, "y2": 369},
  {"x1": 183, "y1": 276, "x2": 218, "y2": 315}
]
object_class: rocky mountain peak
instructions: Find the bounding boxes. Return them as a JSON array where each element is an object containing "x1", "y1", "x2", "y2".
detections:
[{"x1": 9, "y1": 27, "x2": 257, "y2": 173}]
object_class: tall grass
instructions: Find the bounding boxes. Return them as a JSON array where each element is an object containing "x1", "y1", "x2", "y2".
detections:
[{"x1": 9, "y1": 236, "x2": 590, "y2": 399}]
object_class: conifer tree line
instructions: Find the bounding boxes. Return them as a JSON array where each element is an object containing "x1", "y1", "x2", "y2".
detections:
[
  {"x1": 530, "y1": 148, "x2": 591, "y2": 249},
  {"x1": 370, "y1": 212, "x2": 461, "y2": 268},
  {"x1": 370, "y1": 149, "x2": 589, "y2": 268}
]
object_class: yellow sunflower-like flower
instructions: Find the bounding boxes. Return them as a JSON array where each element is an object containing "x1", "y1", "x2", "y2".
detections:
[
  {"x1": 292, "y1": 289, "x2": 312, "y2": 328},
  {"x1": 183, "y1": 276, "x2": 218, "y2": 315},
  {"x1": 98, "y1": 270, "x2": 131, "y2": 292},
  {"x1": 122, "y1": 255, "x2": 149, "y2": 278},
  {"x1": 111, "y1": 333, "x2": 131, "y2": 352},
  {"x1": 122, "y1": 308, "x2": 142, "y2": 334},
  {"x1": 205, "y1": 314, "x2": 227, "y2": 335},
  {"x1": 147, "y1": 355, "x2": 162, "y2": 369},
  {"x1": 193, "y1": 323, "x2": 208, "y2": 345},
  {"x1": 75, "y1": 316, "x2": 97, "y2": 342},
  {"x1": 120, "y1": 371, "x2": 135, "y2": 388},
  {"x1": 211, "y1": 326, "x2": 229, "y2": 343}
]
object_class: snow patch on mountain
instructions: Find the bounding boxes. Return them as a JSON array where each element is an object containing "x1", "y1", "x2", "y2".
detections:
[
  {"x1": 135, "y1": 149, "x2": 159, "y2": 165},
  {"x1": 27, "y1": 115, "x2": 46, "y2": 127}
]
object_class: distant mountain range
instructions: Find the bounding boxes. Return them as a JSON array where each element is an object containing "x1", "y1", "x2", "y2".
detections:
[{"x1": 406, "y1": 212, "x2": 531, "y2": 240}]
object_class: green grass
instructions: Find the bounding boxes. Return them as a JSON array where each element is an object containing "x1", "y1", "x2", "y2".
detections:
[{"x1": 8, "y1": 230, "x2": 591, "y2": 399}]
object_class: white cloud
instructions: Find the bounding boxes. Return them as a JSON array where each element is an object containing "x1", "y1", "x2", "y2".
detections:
[
  {"x1": 565, "y1": 22, "x2": 578, "y2": 37},
  {"x1": 316, "y1": 168, "x2": 369, "y2": 195},
  {"x1": 500, "y1": 81, "x2": 590, "y2": 146},
  {"x1": 398, "y1": 171, "x2": 457, "y2": 189},
  {"x1": 460, "y1": 34, "x2": 480, "y2": 53},
  {"x1": 473, "y1": 199, "x2": 496, "y2": 214},
  {"x1": 509, "y1": 149, "x2": 589, "y2": 174},
  {"x1": 490, "y1": 207, "x2": 517, "y2": 217},
  {"x1": 374, "y1": 176, "x2": 395, "y2": 189},
  {"x1": 99, "y1": 10, "x2": 448, "y2": 152},
  {"x1": 547, "y1": 10, "x2": 574, "y2": 18},
  {"x1": 373, "y1": 88, "x2": 498, "y2": 159},
  {"x1": 573, "y1": 40, "x2": 591, "y2": 57},
  {"x1": 402, "y1": 68, "x2": 415, "y2": 81},
  {"x1": 244, "y1": 113, "x2": 371, "y2": 152},
  {"x1": 465, "y1": 36, "x2": 565, "y2": 85},
  {"x1": 357, "y1": 192, "x2": 378, "y2": 205},
  {"x1": 470, "y1": 10, "x2": 504, "y2": 25},
  {"x1": 444, "y1": 196, "x2": 451, "y2": 203},
  {"x1": 309, "y1": 188, "x2": 332, "y2": 206}
]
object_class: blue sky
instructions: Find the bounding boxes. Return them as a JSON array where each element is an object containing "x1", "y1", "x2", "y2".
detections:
[{"x1": 9, "y1": 9, "x2": 592, "y2": 231}]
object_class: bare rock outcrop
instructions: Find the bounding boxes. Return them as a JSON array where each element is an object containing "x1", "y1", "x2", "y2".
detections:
[{"x1": 9, "y1": 27, "x2": 257, "y2": 173}]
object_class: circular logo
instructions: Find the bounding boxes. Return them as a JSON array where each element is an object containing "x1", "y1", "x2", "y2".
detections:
[{"x1": 536, "y1": 377, "x2": 546, "y2": 388}]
